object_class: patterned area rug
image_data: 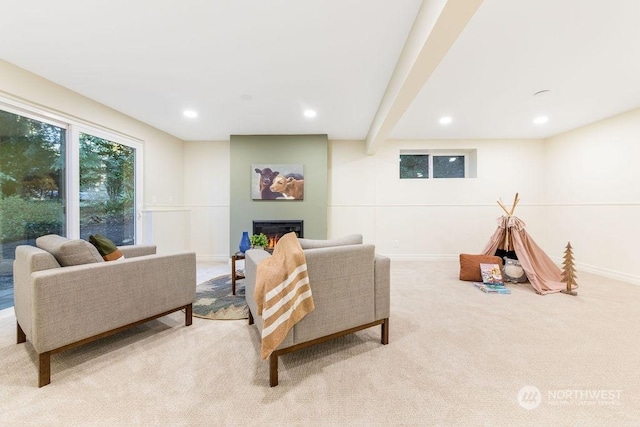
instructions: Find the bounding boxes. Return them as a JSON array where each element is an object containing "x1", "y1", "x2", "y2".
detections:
[{"x1": 193, "y1": 274, "x2": 248, "y2": 320}]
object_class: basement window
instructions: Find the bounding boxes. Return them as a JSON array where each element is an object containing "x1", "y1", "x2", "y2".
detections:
[
  {"x1": 399, "y1": 150, "x2": 477, "y2": 179},
  {"x1": 399, "y1": 154, "x2": 428, "y2": 179},
  {"x1": 433, "y1": 155, "x2": 465, "y2": 178}
]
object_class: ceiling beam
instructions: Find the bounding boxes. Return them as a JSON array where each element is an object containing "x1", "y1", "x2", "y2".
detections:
[{"x1": 365, "y1": 0, "x2": 484, "y2": 154}]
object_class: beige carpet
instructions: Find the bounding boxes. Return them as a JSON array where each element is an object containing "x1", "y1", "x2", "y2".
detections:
[{"x1": 0, "y1": 260, "x2": 638, "y2": 426}]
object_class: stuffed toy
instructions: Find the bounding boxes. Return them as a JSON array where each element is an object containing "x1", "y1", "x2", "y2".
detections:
[{"x1": 502, "y1": 257, "x2": 527, "y2": 283}]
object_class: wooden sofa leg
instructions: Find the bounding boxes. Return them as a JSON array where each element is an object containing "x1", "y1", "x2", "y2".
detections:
[
  {"x1": 17, "y1": 322, "x2": 26, "y2": 344},
  {"x1": 381, "y1": 318, "x2": 389, "y2": 345},
  {"x1": 185, "y1": 303, "x2": 193, "y2": 326},
  {"x1": 39, "y1": 352, "x2": 51, "y2": 387},
  {"x1": 269, "y1": 354, "x2": 279, "y2": 387}
]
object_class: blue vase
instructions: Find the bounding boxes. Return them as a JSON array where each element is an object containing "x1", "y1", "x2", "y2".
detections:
[{"x1": 239, "y1": 231, "x2": 251, "y2": 254}]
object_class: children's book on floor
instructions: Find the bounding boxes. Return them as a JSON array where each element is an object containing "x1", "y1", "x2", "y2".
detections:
[
  {"x1": 480, "y1": 263, "x2": 504, "y2": 285},
  {"x1": 473, "y1": 282, "x2": 511, "y2": 294}
]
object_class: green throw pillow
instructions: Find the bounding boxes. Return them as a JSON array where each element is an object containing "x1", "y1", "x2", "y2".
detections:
[{"x1": 89, "y1": 234, "x2": 124, "y2": 261}]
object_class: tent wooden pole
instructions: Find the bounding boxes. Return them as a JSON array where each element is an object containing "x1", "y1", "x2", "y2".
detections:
[
  {"x1": 504, "y1": 227, "x2": 510, "y2": 251},
  {"x1": 497, "y1": 200, "x2": 510, "y2": 215},
  {"x1": 509, "y1": 193, "x2": 519, "y2": 216},
  {"x1": 497, "y1": 193, "x2": 520, "y2": 251}
]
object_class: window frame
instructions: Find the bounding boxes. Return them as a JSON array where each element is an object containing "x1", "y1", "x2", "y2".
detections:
[{"x1": 399, "y1": 149, "x2": 474, "y2": 179}]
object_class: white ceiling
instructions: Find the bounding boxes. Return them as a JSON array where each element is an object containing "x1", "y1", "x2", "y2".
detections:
[{"x1": 1, "y1": 0, "x2": 640, "y2": 147}]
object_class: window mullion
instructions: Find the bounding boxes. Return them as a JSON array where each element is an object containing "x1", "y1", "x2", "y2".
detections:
[
  {"x1": 428, "y1": 155, "x2": 434, "y2": 179},
  {"x1": 67, "y1": 125, "x2": 81, "y2": 239}
]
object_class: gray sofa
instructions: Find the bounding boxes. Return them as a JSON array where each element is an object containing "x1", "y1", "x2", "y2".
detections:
[
  {"x1": 244, "y1": 234, "x2": 390, "y2": 386},
  {"x1": 14, "y1": 234, "x2": 196, "y2": 387}
]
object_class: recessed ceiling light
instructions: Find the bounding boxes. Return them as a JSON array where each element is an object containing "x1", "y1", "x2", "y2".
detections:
[
  {"x1": 304, "y1": 109, "x2": 317, "y2": 118},
  {"x1": 183, "y1": 110, "x2": 198, "y2": 119},
  {"x1": 439, "y1": 116, "x2": 452, "y2": 125},
  {"x1": 533, "y1": 116, "x2": 549, "y2": 125}
]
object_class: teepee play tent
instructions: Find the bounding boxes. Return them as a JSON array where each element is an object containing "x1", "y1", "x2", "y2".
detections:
[{"x1": 482, "y1": 194, "x2": 566, "y2": 295}]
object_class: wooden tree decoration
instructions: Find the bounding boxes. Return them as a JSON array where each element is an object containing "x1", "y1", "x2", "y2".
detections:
[{"x1": 561, "y1": 242, "x2": 578, "y2": 296}]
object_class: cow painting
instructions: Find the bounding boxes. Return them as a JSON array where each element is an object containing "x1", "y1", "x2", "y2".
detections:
[{"x1": 251, "y1": 164, "x2": 304, "y2": 200}]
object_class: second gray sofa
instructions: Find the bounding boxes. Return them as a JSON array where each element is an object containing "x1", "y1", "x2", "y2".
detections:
[{"x1": 244, "y1": 234, "x2": 390, "y2": 386}]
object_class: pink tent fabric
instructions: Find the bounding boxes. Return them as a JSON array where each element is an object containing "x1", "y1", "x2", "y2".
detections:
[{"x1": 482, "y1": 216, "x2": 566, "y2": 295}]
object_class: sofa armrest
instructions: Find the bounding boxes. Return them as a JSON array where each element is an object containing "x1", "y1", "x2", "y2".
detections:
[
  {"x1": 244, "y1": 249, "x2": 272, "y2": 320},
  {"x1": 13, "y1": 246, "x2": 62, "y2": 339},
  {"x1": 28, "y1": 251, "x2": 196, "y2": 353},
  {"x1": 374, "y1": 254, "x2": 391, "y2": 320},
  {"x1": 118, "y1": 245, "x2": 157, "y2": 258}
]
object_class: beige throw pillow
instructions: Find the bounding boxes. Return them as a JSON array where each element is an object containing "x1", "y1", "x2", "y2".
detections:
[
  {"x1": 298, "y1": 234, "x2": 363, "y2": 249},
  {"x1": 36, "y1": 234, "x2": 104, "y2": 266}
]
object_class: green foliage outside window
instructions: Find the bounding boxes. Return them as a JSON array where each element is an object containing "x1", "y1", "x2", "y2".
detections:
[
  {"x1": 0, "y1": 110, "x2": 64, "y2": 200},
  {"x1": 0, "y1": 196, "x2": 62, "y2": 241},
  {"x1": 0, "y1": 110, "x2": 65, "y2": 243},
  {"x1": 399, "y1": 154, "x2": 429, "y2": 179},
  {"x1": 79, "y1": 133, "x2": 136, "y2": 245}
]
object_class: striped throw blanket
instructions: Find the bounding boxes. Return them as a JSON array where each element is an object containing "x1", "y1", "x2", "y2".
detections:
[{"x1": 255, "y1": 232, "x2": 315, "y2": 359}]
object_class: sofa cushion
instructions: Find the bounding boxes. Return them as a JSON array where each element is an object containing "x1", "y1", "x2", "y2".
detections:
[
  {"x1": 89, "y1": 234, "x2": 124, "y2": 261},
  {"x1": 36, "y1": 234, "x2": 104, "y2": 266},
  {"x1": 459, "y1": 253, "x2": 503, "y2": 282},
  {"x1": 298, "y1": 234, "x2": 363, "y2": 249}
]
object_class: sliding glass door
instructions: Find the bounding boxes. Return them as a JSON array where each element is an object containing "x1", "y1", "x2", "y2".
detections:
[
  {"x1": 0, "y1": 109, "x2": 66, "y2": 308},
  {"x1": 79, "y1": 133, "x2": 136, "y2": 245},
  {"x1": 0, "y1": 101, "x2": 143, "y2": 309}
]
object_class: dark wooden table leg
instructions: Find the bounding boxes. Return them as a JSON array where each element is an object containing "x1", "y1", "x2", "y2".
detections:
[
  {"x1": 231, "y1": 255, "x2": 237, "y2": 295},
  {"x1": 185, "y1": 304, "x2": 193, "y2": 326}
]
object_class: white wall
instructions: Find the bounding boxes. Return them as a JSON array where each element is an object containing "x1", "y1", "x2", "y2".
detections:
[
  {"x1": 329, "y1": 138, "x2": 548, "y2": 259},
  {"x1": 184, "y1": 136, "x2": 550, "y2": 261},
  {"x1": 184, "y1": 137, "x2": 553, "y2": 262},
  {"x1": 0, "y1": 59, "x2": 187, "y2": 254},
  {"x1": 183, "y1": 141, "x2": 230, "y2": 261},
  {"x1": 544, "y1": 108, "x2": 640, "y2": 284}
]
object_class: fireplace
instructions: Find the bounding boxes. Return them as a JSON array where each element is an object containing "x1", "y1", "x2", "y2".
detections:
[{"x1": 253, "y1": 220, "x2": 303, "y2": 249}]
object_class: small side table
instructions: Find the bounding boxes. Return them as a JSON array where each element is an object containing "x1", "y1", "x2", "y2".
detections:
[{"x1": 231, "y1": 253, "x2": 245, "y2": 295}]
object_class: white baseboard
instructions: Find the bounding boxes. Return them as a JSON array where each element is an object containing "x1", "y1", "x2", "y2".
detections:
[
  {"x1": 547, "y1": 256, "x2": 639, "y2": 286},
  {"x1": 196, "y1": 252, "x2": 640, "y2": 286},
  {"x1": 384, "y1": 254, "x2": 459, "y2": 262},
  {"x1": 389, "y1": 254, "x2": 640, "y2": 286},
  {"x1": 573, "y1": 262, "x2": 640, "y2": 286}
]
